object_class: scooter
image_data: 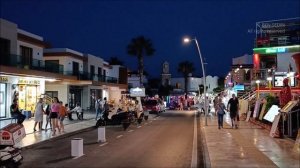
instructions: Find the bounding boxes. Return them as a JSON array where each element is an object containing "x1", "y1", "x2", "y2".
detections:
[
  {"x1": 0, "y1": 146, "x2": 23, "y2": 168},
  {"x1": 95, "y1": 109, "x2": 131, "y2": 128}
]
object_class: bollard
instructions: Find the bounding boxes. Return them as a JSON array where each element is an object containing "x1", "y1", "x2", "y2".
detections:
[
  {"x1": 98, "y1": 127, "x2": 106, "y2": 142},
  {"x1": 71, "y1": 138, "x2": 83, "y2": 157}
]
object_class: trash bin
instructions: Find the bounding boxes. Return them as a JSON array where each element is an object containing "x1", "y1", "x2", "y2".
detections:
[{"x1": 71, "y1": 138, "x2": 83, "y2": 157}]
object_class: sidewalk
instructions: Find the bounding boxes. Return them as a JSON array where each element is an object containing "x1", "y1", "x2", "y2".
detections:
[
  {"x1": 200, "y1": 113, "x2": 300, "y2": 168},
  {"x1": 3, "y1": 112, "x2": 158, "y2": 148}
]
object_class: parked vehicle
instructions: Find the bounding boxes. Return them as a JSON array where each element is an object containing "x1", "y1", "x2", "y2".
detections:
[
  {"x1": 143, "y1": 100, "x2": 161, "y2": 114},
  {"x1": 0, "y1": 146, "x2": 23, "y2": 168}
]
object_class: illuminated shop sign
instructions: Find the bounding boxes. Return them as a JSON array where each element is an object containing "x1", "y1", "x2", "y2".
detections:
[
  {"x1": 233, "y1": 85, "x2": 245, "y2": 91},
  {"x1": 0, "y1": 76, "x2": 8, "y2": 83},
  {"x1": 253, "y1": 45, "x2": 300, "y2": 54},
  {"x1": 18, "y1": 79, "x2": 40, "y2": 85},
  {"x1": 130, "y1": 87, "x2": 145, "y2": 97}
]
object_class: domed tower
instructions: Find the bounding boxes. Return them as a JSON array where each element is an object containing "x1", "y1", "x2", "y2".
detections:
[{"x1": 161, "y1": 61, "x2": 171, "y2": 86}]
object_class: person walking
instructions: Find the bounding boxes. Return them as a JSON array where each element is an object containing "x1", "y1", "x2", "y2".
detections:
[
  {"x1": 10, "y1": 99, "x2": 26, "y2": 124},
  {"x1": 50, "y1": 97, "x2": 61, "y2": 136},
  {"x1": 58, "y1": 101, "x2": 67, "y2": 133},
  {"x1": 44, "y1": 103, "x2": 52, "y2": 130},
  {"x1": 95, "y1": 97, "x2": 102, "y2": 120},
  {"x1": 227, "y1": 94, "x2": 239, "y2": 129},
  {"x1": 33, "y1": 98, "x2": 45, "y2": 132},
  {"x1": 216, "y1": 98, "x2": 226, "y2": 129}
]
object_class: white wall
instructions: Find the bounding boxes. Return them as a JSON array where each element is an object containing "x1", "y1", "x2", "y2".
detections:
[
  {"x1": 17, "y1": 41, "x2": 43, "y2": 60},
  {"x1": 277, "y1": 52, "x2": 299, "y2": 72},
  {"x1": 85, "y1": 54, "x2": 104, "y2": 74},
  {"x1": 43, "y1": 56, "x2": 84, "y2": 73},
  {"x1": 171, "y1": 76, "x2": 219, "y2": 93},
  {"x1": 109, "y1": 65, "x2": 121, "y2": 78},
  {"x1": 0, "y1": 19, "x2": 18, "y2": 55},
  {"x1": 45, "y1": 84, "x2": 69, "y2": 105}
]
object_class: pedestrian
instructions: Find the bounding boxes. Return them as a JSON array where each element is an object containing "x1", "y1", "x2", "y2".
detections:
[
  {"x1": 44, "y1": 103, "x2": 52, "y2": 130},
  {"x1": 227, "y1": 94, "x2": 239, "y2": 129},
  {"x1": 65, "y1": 103, "x2": 73, "y2": 120},
  {"x1": 95, "y1": 97, "x2": 102, "y2": 120},
  {"x1": 216, "y1": 98, "x2": 226, "y2": 129},
  {"x1": 58, "y1": 101, "x2": 67, "y2": 133},
  {"x1": 10, "y1": 99, "x2": 26, "y2": 124},
  {"x1": 70, "y1": 103, "x2": 83, "y2": 120},
  {"x1": 213, "y1": 94, "x2": 220, "y2": 116},
  {"x1": 33, "y1": 98, "x2": 45, "y2": 131},
  {"x1": 50, "y1": 97, "x2": 61, "y2": 136}
]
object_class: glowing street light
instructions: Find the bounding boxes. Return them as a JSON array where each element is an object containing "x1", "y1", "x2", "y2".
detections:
[
  {"x1": 256, "y1": 80, "x2": 260, "y2": 99},
  {"x1": 183, "y1": 37, "x2": 208, "y2": 126}
]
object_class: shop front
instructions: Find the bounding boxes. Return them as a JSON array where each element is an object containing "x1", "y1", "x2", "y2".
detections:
[
  {"x1": 69, "y1": 86, "x2": 83, "y2": 109},
  {"x1": 0, "y1": 75, "x2": 45, "y2": 118}
]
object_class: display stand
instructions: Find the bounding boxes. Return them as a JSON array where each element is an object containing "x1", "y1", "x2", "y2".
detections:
[{"x1": 270, "y1": 114, "x2": 280, "y2": 137}]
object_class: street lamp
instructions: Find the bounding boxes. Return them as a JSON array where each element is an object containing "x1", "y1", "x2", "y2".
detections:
[
  {"x1": 184, "y1": 37, "x2": 208, "y2": 126},
  {"x1": 267, "y1": 77, "x2": 272, "y2": 92},
  {"x1": 256, "y1": 80, "x2": 260, "y2": 99}
]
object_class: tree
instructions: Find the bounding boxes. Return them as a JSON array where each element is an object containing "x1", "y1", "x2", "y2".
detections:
[
  {"x1": 177, "y1": 61, "x2": 195, "y2": 96},
  {"x1": 109, "y1": 56, "x2": 123, "y2": 65},
  {"x1": 127, "y1": 36, "x2": 155, "y2": 87}
]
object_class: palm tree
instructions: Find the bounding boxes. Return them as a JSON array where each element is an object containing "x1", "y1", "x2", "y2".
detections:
[
  {"x1": 109, "y1": 56, "x2": 123, "y2": 65},
  {"x1": 177, "y1": 61, "x2": 195, "y2": 96},
  {"x1": 127, "y1": 36, "x2": 155, "y2": 87}
]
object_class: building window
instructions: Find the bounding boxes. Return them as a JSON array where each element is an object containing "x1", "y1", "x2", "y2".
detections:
[
  {"x1": 20, "y1": 46, "x2": 33, "y2": 68},
  {"x1": 0, "y1": 38, "x2": 10, "y2": 66}
]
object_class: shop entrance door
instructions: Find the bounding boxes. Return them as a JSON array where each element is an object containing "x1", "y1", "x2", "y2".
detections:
[
  {"x1": 69, "y1": 86, "x2": 82, "y2": 109},
  {"x1": 90, "y1": 89, "x2": 102, "y2": 110}
]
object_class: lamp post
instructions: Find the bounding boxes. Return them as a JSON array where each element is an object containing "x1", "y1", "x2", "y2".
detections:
[
  {"x1": 184, "y1": 37, "x2": 207, "y2": 126},
  {"x1": 256, "y1": 80, "x2": 260, "y2": 99},
  {"x1": 267, "y1": 77, "x2": 272, "y2": 93}
]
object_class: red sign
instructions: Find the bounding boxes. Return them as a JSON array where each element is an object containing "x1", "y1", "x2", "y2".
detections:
[{"x1": 2, "y1": 132, "x2": 10, "y2": 140}]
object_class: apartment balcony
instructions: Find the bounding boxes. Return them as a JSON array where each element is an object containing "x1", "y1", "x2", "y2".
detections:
[
  {"x1": 0, "y1": 54, "x2": 64, "y2": 74},
  {"x1": 64, "y1": 71, "x2": 119, "y2": 84}
]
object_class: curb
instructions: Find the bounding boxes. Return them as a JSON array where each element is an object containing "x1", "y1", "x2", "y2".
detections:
[{"x1": 199, "y1": 117, "x2": 211, "y2": 168}]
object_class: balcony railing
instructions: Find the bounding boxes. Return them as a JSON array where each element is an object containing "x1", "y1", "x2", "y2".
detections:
[
  {"x1": 64, "y1": 71, "x2": 119, "y2": 84},
  {"x1": 0, "y1": 54, "x2": 64, "y2": 74},
  {"x1": 0, "y1": 54, "x2": 120, "y2": 84}
]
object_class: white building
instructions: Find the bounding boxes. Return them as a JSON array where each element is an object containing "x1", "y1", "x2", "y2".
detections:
[
  {"x1": 44, "y1": 48, "x2": 127, "y2": 109},
  {"x1": 0, "y1": 18, "x2": 71, "y2": 118},
  {"x1": 171, "y1": 75, "x2": 219, "y2": 93},
  {"x1": 128, "y1": 73, "x2": 148, "y2": 88}
]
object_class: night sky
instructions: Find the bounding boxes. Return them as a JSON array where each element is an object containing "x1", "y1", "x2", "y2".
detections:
[{"x1": 1, "y1": 0, "x2": 299, "y2": 78}]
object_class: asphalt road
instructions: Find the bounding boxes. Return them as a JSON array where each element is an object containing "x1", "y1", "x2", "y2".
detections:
[{"x1": 20, "y1": 110, "x2": 204, "y2": 168}]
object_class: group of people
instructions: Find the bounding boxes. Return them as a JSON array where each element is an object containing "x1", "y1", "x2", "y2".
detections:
[
  {"x1": 213, "y1": 93, "x2": 240, "y2": 129},
  {"x1": 10, "y1": 97, "x2": 84, "y2": 136},
  {"x1": 32, "y1": 97, "x2": 69, "y2": 136}
]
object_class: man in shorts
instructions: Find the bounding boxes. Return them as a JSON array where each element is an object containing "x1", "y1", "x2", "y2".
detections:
[{"x1": 227, "y1": 94, "x2": 239, "y2": 129}]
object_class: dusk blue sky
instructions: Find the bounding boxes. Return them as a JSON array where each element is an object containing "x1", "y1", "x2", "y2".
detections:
[{"x1": 1, "y1": 0, "x2": 299, "y2": 78}]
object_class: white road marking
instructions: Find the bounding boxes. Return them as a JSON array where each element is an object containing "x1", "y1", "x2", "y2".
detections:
[
  {"x1": 137, "y1": 126, "x2": 142, "y2": 128},
  {"x1": 116, "y1": 135, "x2": 123, "y2": 139},
  {"x1": 128, "y1": 130, "x2": 134, "y2": 133},
  {"x1": 99, "y1": 142, "x2": 108, "y2": 147},
  {"x1": 191, "y1": 112, "x2": 198, "y2": 168},
  {"x1": 73, "y1": 154, "x2": 85, "y2": 159}
]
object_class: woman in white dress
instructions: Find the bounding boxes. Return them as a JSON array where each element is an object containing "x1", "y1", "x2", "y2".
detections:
[{"x1": 34, "y1": 98, "x2": 45, "y2": 131}]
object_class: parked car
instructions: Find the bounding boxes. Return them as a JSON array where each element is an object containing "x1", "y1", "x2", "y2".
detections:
[{"x1": 143, "y1": 99, "x2": 161, "y2": 114}]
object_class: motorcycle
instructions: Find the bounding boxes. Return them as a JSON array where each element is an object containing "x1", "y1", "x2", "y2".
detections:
[
  {"x1": 95, "y1": 109, "x2": 131, "y2": 128},
  {"x1": 0, "y1": 146, "x2": 23, "y2": 168},
  {"x1": 95, "y1": 109, "x2": 145, "y2": 130}
]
